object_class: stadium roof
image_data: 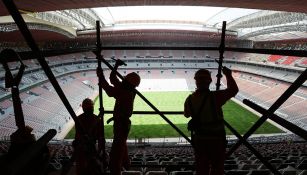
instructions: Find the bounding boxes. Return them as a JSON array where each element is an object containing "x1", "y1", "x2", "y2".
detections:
[
  {"x1": 0, "y1": 0, "x2": 306, "y2": 15},
  {"x1": 93, "y1": 6, "x2": 259, "y2": 29},
  {"x1": 0, "y1": 0, "x2": 306, "y2": 44}
]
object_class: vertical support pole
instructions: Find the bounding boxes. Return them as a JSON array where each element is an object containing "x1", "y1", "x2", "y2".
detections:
[
  {"x1": 95, "y1": 21, "x2": 106, "y2": 164},
  {"x1": 216, "y1": 21, "x2": 226, "y2": 91},
  {"x1": 96, "y1": 21, "x2": 104, "y2": 128},
  {"x1": 215, "y1": 21, "x2": 281, "y2": 174}
]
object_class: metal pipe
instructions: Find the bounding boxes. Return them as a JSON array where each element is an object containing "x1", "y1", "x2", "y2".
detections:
[
  {"x1": 95, "y1": 21, "x2": 107, "y2": 170},
  {"x1": 214, "y1": 22, "x2": 280, "y2": 174},
  {"x1": 224, "y1": 121, "x2": 282, "y2": 175},
  {"x1": 243, "y1": 99, "x2": 307, "y2": 141},
  {"x1": 96, "y1": 21, "x2": 104, "y2": 117},
  {"x1": 216, "y1": 21, "x2": 226, "y2": 91},
  {"x1": 104, "y1": 110, "x2": 183, "y2": 115},
  {"x1": 227, "y1": 68, "x2": 307, "y2": 157}
]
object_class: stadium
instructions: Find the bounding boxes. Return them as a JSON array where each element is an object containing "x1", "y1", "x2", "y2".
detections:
[{"x1": 0, "y1": 0, "x2": 306, "y2": 175}]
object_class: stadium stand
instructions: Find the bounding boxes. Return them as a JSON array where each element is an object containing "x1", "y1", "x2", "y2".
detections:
[
  {"x1": 0, "y1": 64, "x2": 306, "y2": 173},
  {"x1": 0, "y1": 53, "x2": 306, "y2": 136},
  {"x1": 268, "y1": 55, "x2": 284, "y2": 63},
  {"x1": 0, "y1": 71, "x2": 97, "y2": 140},
  {"x1": 0, "y1": 140, "x2": 297, "y2": 174},
  {"x1": 281, "y1": 56, "x2": 300, "y2": 65}
]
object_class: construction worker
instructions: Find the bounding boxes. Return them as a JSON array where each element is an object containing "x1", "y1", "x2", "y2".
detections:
[
  {"x1": 184, "y1": 67, "x2": 238, "y2": 175},
  {"x1": 97, "y1": 59, "x2": 140, "y2": 175}
]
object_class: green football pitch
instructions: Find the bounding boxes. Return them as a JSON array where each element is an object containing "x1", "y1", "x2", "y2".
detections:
[{"x1": 65, "y1": 91, "x2": 283, "y2": 139}]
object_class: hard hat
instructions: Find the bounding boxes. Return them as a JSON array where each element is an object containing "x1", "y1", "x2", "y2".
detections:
[
  {"x1": 125, "y1": 72, "x2": 140, "y2": 87},
  {"x1": 194, "y1": 69, "x2": 211, "y2": 80},
  {"x1": 82, "y1": 98, "x2": 94, "y2": 109},
  {"x1": 25, "y1": 125, "x2": 33, "y2": 133}
]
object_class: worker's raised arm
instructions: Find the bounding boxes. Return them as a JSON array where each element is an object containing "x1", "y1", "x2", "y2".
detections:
[
  {"x1": 215, "y1": 67, "x2": 239, "y2": 107},
  {"x1": 97, "y1": 67, "x2": 116, "y2": 97}
]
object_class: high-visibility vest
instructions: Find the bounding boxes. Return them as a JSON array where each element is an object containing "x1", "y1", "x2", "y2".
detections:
[{"x1": 188, "y1": 91, "x2": 225, "y2": 136}]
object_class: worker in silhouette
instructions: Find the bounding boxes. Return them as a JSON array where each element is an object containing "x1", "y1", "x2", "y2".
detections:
[
  {"x1": 184, "y1": 67, "x2": 238, "y2": 175},
  {"x1": 97, "y1": 59, "x2": 140, "y2": 175},
  {"x1": 74, "y1": 98, "x2": 104, "y2": 175}
]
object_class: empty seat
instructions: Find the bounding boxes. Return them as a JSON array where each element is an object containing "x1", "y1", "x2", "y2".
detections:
[
  {"x1": 225, "y1": 164, "x2": 239, "y2": 170},
  {"x1": 131, "y1": 161, "x2": 144, "y2": 165},
  {"x1": 270, "y1": 159, "x2": 284, "y2": 164},
  {"x1": 144, "y1": 161, "x2": 162, "y2": 172},
  {"x1": 279, "y1": 164, "x2": 297, "y2": 170},
  {"x1": 122, "y1": 170, "x2": 143, "y2": 175},
  {"x1": 176, "y1": 161, "x2": 189, "y2": 165},
  {"x1": 226, "y1": 170, "x2": 250, "y2": 175},
  {"x1": 241, "y1": 164, "x2": 260, "y2": 170},
  {"x1": 170, "y1": 171, "x2": 194, "y2": 175},
  {"x1": 279, "y1": 165, "x2": 298, "y2": 175},
  {"x1": 248, "y1": 170, "x2": 271, "y2": 175},
  {"x1": 165, "y1": 166, "x2": 182, "y2": 174},
  {"x1": 297, "y1": 163, "x2": 307, "y2": 170},
  {"x1": 161, "y1": 161, "x2": 174, "y2": 165},
  {"x1": 280, "y1": 170, "x2": 298, "y2": 175},
  {"x1": 298, "y1": 170, "x2": 307, "y2": 175},
  {"x1": 172, "y1": 157, "x2": 183, "y2": 162},
  {"x1": 225, "y1": 160, "x2": 238, "y2": 164},
  {"x1": 129, "y1": 167, "x2": 144, "y2": 173},
  {"x1": 145, "y1": 171, "x2": 168, "y2": 175}
]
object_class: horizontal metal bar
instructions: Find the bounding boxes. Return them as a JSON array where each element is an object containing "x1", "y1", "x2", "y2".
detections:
[
  {"x1": 243, "y1": 99, "x2": 307, "y2": 141},
  {"x1": 104, "y1": 110, "x2": 183, "y2": 115}
]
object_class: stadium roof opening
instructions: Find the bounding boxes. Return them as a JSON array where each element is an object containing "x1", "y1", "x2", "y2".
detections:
[{"x1": 93, "y1": 6, "x2": 260, "y2": 30}]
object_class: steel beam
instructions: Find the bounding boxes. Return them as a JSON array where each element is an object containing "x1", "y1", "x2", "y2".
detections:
[
  {"x1": 227, "y1": 68, "x2": 307, "y2": 157},
  {"x1": 243, "y1": 99, "x2": 307, "y2": 141}
]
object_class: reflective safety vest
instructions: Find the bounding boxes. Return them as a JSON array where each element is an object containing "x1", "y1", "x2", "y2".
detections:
[{"x1": 187, "y1": 91, "x2": 225, "y2": 137}]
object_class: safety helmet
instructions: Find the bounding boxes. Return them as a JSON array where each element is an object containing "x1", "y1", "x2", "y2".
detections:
[
  {"x1": 125, "y1": 72, "x2": 140, "y2": 87},
  {"x1": 194, "y1": 69, "x2": 212, "y2": 81},
  {"x1": 25, "y1": 125, "x2": 33, "y2": 133},
  {"x1": 82, "y1": 98, "x2": 94, "y2": 110}
]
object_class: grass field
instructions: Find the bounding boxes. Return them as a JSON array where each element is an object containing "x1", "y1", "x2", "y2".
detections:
[{"x1": 65, "y1": 91, "x2": 283, "y2": 139}]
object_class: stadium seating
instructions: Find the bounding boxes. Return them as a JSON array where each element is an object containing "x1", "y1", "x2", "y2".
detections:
[
  {"x1": 0, "y1": 71, "x2": 97, "y2": 139},
  {"x1": 8, "y1": 141, "x2": 299, "y2": 175},
  {"x1": 268, "y1": 55, "x2": 284, "y2": 62},
  {"x1": 281, "y1": 56, "x2": 300, "y2": 65},
  {"x1": 0, "y1": 49, "x2": 306, "y2": 175}
]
